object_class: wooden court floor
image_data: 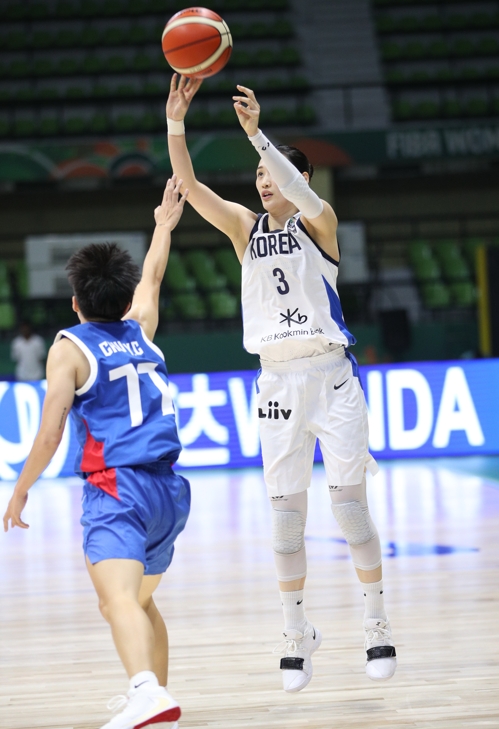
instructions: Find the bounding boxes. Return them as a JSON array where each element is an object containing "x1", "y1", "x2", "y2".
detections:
[{"x1": 1, "y1": 458, "x2": 499, "y2": 729}]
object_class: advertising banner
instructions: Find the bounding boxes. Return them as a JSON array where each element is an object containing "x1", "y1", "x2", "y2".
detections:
[{"x1": 0, "y1": 359, "x2": 498, "y2": 480}]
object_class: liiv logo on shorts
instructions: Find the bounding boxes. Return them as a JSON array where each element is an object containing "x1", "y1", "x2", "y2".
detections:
[{"x1": 258, "y1": 400, "x2": 292, "y2": 420}]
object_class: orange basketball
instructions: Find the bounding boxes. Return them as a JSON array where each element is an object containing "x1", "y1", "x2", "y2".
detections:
[{"x1": 162, "y1": 7, "x2": 233, "y2": 79}]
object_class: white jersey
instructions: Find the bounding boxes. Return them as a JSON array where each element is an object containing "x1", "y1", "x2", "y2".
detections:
[{"x1": 241, "y1": 213, "x2": 355, "y2": 361}]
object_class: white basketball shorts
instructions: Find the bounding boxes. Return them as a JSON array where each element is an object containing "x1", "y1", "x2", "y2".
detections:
[{"x1": 257, "y1": 347, "x2": 378, "y2": 497}]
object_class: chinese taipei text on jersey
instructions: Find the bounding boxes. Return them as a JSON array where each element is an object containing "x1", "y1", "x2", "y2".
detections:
[
  {"x1": 55, "y1": 320, "x2": 181, "y2": 479},
  {"x1": 242, "y1": 213, "x2": 355, "y2": 361}
]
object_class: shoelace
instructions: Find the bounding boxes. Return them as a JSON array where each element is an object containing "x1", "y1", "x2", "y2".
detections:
[
  {"x1": 272, "y1": 637, "x2": 300, "y2": 656},
  {"x1": 107, "y1": 695, "x2": 128, "y2": 713},
  {"x1": 365, "y1": 626, "x2": 391, "y2": 646}
]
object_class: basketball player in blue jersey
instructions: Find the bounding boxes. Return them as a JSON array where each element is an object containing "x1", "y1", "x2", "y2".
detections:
[
  {"x1": 3, "y1": 176, "x2": 189, "y2": 729},
  {"x1": 166, "y1": 75, "x2": 397, "y2": 693}
]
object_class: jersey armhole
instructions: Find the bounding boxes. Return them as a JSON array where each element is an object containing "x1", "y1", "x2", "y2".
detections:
[
  {"x1": 139, "y1": 326, "x2": 165, "y2": 361},
  {"x1": 296, "y1": 217, "x2": 339, "y2": 267},
  {"x1": 54, "y1": 330, "x2": 98, "y2": 396},
  {"x1": 249, "y1": 213, "x2": 264, "y2": 240}
]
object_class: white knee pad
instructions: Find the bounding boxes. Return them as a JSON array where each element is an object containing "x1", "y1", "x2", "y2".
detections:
[
  {"x1": 272, "y1": 510, "x2": 306, "y2": 554},
  {"x1": 271, "y1": 498, "x2": 307, "y2": 581},
  {"x1": 331, "y1": 501, "x2": 376, "y2": 546}
]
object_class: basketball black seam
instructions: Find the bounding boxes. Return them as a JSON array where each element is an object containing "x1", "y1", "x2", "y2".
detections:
[{"x1": 164, "y1": 32, "x2": 231, "y2": 55}]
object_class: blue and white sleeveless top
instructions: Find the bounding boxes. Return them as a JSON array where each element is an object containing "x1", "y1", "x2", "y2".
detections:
[
  {"x1": 55, "y1": 320, "x2": 181, "y2": 475},
  {"x1": 241, "y1": 213, "x2": 355, "y2": 361}
]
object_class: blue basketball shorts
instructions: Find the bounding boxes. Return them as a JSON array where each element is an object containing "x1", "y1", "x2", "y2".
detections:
[{"x1": 81, "y1": 462, "x2": 191, "y2": 575}]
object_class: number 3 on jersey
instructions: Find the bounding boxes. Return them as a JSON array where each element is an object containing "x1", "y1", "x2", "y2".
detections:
[
  {"x1": 273, "y1": 267, "x2": 290, "y2": 295},
  {"x1": 109, "y1": 362, "x2": 174, "y2": 427}
]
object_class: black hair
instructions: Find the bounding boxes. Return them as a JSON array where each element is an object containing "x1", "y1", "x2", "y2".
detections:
[
  {"x1": 66, "y1": 242, "x2": 141, "y2": 322},
  {"x1": 276, "y1": 144, "x2": 314, "y2": 180}
]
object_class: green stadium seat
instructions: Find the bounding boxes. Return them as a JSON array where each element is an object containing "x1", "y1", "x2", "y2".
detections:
[
  {"x1": 164, "y1": 252, "x2": 196, "y2": 294},
  {"x1": 376, "y1": 16, "x2": 396, "y2": 32},
  {"x1": 404, "y1": 41, "x2": 425, "y2": 60},
  {"x1": 81, "y1": 28, "x2": 100, "y2": 47},
  {"x1": 0, "y1": 303, "x2": 16, "y2": 330},
  {"x1": 66, "y1": 85, "x2": 86, "y2": 98},
  {"x1": 0, "y1": 89, "x2": 10, "y2": 103},
  {"x1": 442, "y1": 99, "x2": 461, "y2": 118},
  {"x1": 463, "y1": 238, "x2": 485, "y2": 271},
  {"x1": 184, "y1": 250, "x2": 227, "y2": 292},
  {"x1": 428, "y1": 40, "x2": 448, "y2": 58},
  {"x1": 93, "y1": 82, "x2": 110, "y2": 97},
  {"x1": 450, "y1": 282, "x2": 476, "y2": 307},
  {"x1": 173, "y1": 293, "x2": 207, "y2": 320},
  {"x1": 279, "y1": 47, "x2": 300, "y2": 65},
  {"x1": 13, "y1": 119, "x2": 36, "y2": 137},
  {"x1": 392, "y1": 100, "x2": 413, "y2": 120},
  {"x1": 39, "y1": 117, "x2": 60, "y2": 135},
  {"x1": 189, "y1": 109, "x2": 212, "y2": 128},
  {"x1": 133, "y1": 53, "x2": 153, "y2": 72},
  {"x1": 114, "y1": 114, "x2": 137, "y2": 133},
  {"x1": 409, "y1": 70, "x2": 431, "y2": 83},
  {"x1": 55, "y1": 1, "x2": 78, "y2": 18},
  {"x1": 492, "y1": 98, "x2": 499, "y2": 114},
  {"x1": 271, "y1": 20, "x2": 293, "y2": 38},
  {"x1": 471, "y1": 13, "x2": 492, "y2": 29},
  {"x1": 266, "y1": 107, "x2": 293, "y2": 125},
  {"x1": 32, "y1": 30, "x2": 53, "y2": 48},
  {"x1": 57, "y1": 57, "x2": 81, "y2": 75},
  {"x1": 463, "y1": 99, "x2": 488, "y2": 116},
  {"x1": 213, "y1": 249, "x2": 241, "y2": 289},
  {"x1": 129, "y1": 26, "x2": 150, "y2": 44},
  {"x1": 248, "y1": 22, "x2": 269, "y2": 38},
  {"x1": 102, "y1": 27, "x2": 126, "y2": 45},
  {"x1": 16, "y1": 87, "x2": 35, "y2": 101},
  {"x1": 399, "y1": 16, "x2": 419, "y2": 32},
  {"x1": 450, "y1": 39, "x2": 474, "y2": 57},
  {"x1": 208, "y1": 290, "x2": 239, "y2": 319},
  {"x1": 460, "y1": 67, "x2": 480, "y2": 80},
  {"x1": 255, "y1": 49, "x2": 275, "y2": 66},
  {"x1": 125, "y1": 0, "x2": 150, "y2": 16},
  {"x1": 447, "y1": 14, "x2": 468, "y2": 30},
  {"x1": 486, "y1": 67, "x2": 499, "y2": 79},
  {"x1": 9, "y1": 59, "x2": 31, "y2": 78},
  {"x1": 30, "y1": 2, "x2": 50, "y2": 19},
  {"x1": 82, "y1": 56, "x2": 104, "y2": 73},
  {"x1": 89, "y1": 113, "x2": 109, "y2": 133},
  {"x1": 139, "y1": 112, "x2": 161, "y2": 132},
  {"x1": 409, "y1": 241, "x2": 441, "y2": 281},
  {"x1": 478, "y1": 37, "x2": 499, "y2": 55},
  {"x1": 6, "y1": 31, "x2": 26, "y2": 50},
  {"x1": 55, "y1": 29, "x2": 79, "y2": 47},
  {"x1": 80, "y1": 0, "x2": 99, "y2": 17},
  {"x1": 13, "y1": 261, "x2": 28, "y2": 298},
  {"x1": 421, "y1": 282, "x2": 450, "y2": 309},
  {"x1": 33, "y1": 58, "x2": 54, "y2": 77},
  {"x1": 102, "y1": 0, "x2": 122, "y2": 15},
  {"x1": 0, "y1": 263, "x2": 11, "y2": 299},
  {"x1": 64, "y1": 116, "x2": 87, "y2": 134},
  {"x1": 433, "y1": 240, "x2": 470, "y2": 281},
  {"x1": 421, "y1": 15, "x2": 442, "y2": 31},
  {"x1": 230, "y1": 50, "x2": 252, "y2": 67},
  {"x1": 381, "y1": 42, "x2": 402, "y2": 61},
  {"x1": 290, "y1": 75, "x2": 310, "y2": 90},
  {"x1": 215, "y1": 109, "x2": 238, "y2": 127},
  {"x1": 115, "y1": 83, "x2": 136, "y2": 96},
  {"x1": 296, "y1": 105, "x2": 316, "y2": 124},
  {"x1": 414, "y1": 100, "x2": 439, "y2": 119},
  {"x1": 7, "y1": 3, "x2": 28, "y2": 19},
  {"x1": 108, "y1": 55, "x2": 128, "y2": 72},
  {"x1": 38, "y1": 86, "x2": 59, "y2": 99}
]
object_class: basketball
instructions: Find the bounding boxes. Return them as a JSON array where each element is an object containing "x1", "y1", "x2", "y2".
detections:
[{"x1": 162, "y1": 7, "x2": 233, "y2": 79}]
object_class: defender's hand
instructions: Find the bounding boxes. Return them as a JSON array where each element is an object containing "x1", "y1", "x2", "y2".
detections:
[
  {"x1": 166, "y1": 74, "x2": 203, "y2": 122},
  {"x1": 232, "y1": 85, "x2": 260, "y2": 137},
  {"x1": 154, "y1": 175, "x2": 188, "y2": 231},
  {"x1": 3, "y1": 490, "x2": 29, "y2": 531}
]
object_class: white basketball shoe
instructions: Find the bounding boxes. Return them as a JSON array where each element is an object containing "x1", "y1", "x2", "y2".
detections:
[
  {"x1": 273, "y1": 622, "x2": 322, "y2": 693},
  {"x1": 364, "y1": 618, "x2": 397, "y2": 681},
  {"x1": 100, "y1": 684, "x2": 181, "y2": 729}
]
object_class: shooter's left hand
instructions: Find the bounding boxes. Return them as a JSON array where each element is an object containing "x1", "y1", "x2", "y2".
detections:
[
  {"x1": 154, "y1": 174, "x2": 189, "y2": 231},
  {"x1": 3, "y1": 489, "x2": 29, "y2": 531},
  {"x1": 232, "y1": 85, "x2": 260, "y2": 137}
]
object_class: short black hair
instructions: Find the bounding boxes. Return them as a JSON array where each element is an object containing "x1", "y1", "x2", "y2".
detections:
[
  {"x1": 276, "y1": 144, "x2": 314, "y2": 180},
  {"x1": 66, "y1": 242, "x2": 140, "y2": 322}
]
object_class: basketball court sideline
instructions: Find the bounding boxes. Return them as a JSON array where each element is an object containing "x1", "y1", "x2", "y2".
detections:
[{"x1": 1, "y1": 456, "x2": 498, "y2": 729}]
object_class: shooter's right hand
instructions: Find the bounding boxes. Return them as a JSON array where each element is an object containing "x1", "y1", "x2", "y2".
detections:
[{"x1": 166, "y1": 74, "x2": 203, "y2": 121}]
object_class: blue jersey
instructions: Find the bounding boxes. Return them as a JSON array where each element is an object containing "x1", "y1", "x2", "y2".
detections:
[{"x1": 55, "y1": 320, "x2": 181, "y2": 481}]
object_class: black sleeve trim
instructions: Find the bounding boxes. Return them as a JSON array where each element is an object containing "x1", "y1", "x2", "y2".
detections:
[
  {"x1": 296, "y1": 218, "x2": 339, "y2": 267},
  {"x1": 249, "y1": 214, "x2": 263, "y2": 240}
]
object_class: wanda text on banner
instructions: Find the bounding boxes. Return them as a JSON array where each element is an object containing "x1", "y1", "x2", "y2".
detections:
[{"x1": 0, "y1": 360, "x2": 498, "y2": 479}]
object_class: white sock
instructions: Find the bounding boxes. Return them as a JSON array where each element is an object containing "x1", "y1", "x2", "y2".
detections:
[
  {"x1": 280, "y1": 589, "x2": 307, "y2": 633},
  {"x1": 129, "y1": 670, "x2": 158, "y2": 691},
  {"x1": 362, "y1": 580, "x2": 388, "y2": 622}
]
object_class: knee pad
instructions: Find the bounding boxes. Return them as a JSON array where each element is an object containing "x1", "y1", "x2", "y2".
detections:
[
  {"x1": 272, "y1": 510, "x2": 306, "y2": 554},
  {"x1": 331, "y1": 500, "x2": 376, "y2": 546}
]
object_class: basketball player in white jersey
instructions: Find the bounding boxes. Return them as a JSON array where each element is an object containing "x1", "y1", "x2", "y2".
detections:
[{"x1": 166, "y1": 74, "x2": 397, "y2": 692}]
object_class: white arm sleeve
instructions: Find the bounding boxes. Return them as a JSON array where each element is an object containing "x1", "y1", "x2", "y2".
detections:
[{"x1": 248, "y1": 129, "x2": 324, "y2": 220}]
